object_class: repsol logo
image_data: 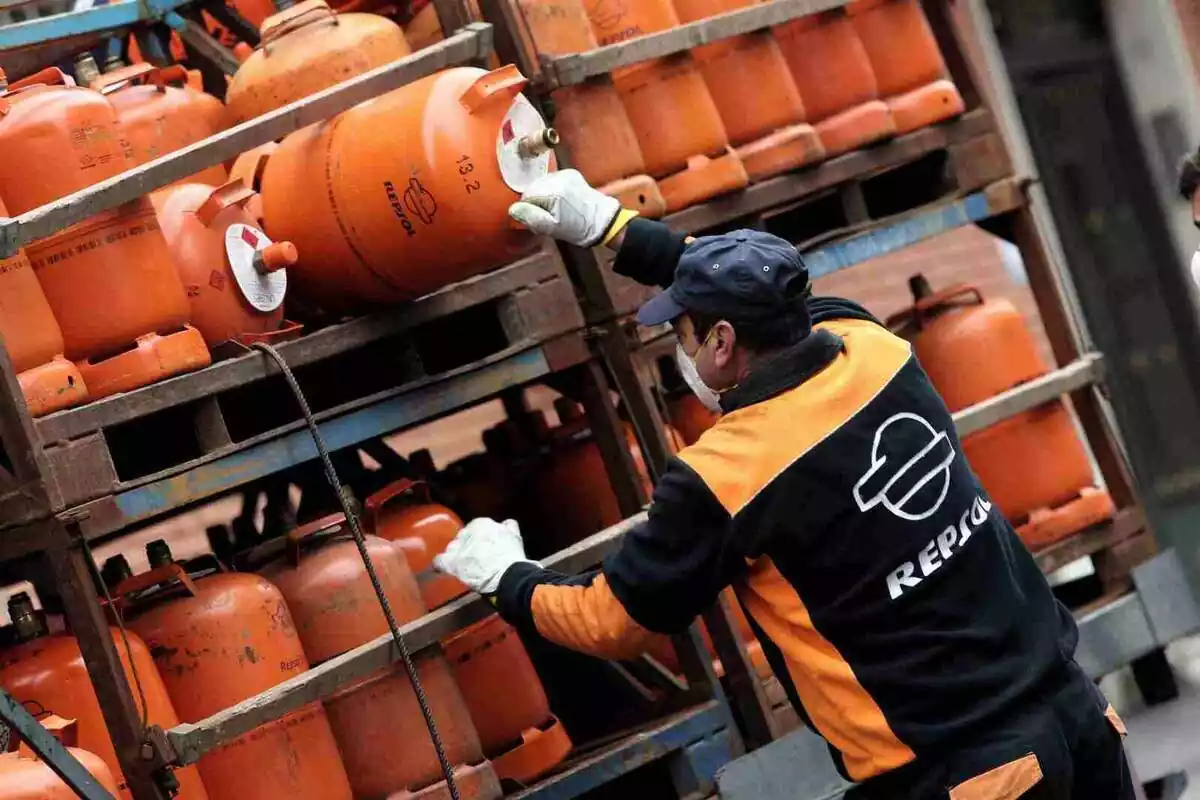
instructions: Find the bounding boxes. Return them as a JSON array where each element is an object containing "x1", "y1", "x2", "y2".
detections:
[
  {"x1": 383, "y1": 180, "x2": 417, "y2": 237},
  {"x1": 886, "y1": 495, "x2": 993, "y2": 600}
]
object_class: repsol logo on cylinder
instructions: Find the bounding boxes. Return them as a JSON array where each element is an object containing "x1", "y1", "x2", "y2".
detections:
[{"x1": 383, "y1": 180, "x2": 418, "y2": 237}]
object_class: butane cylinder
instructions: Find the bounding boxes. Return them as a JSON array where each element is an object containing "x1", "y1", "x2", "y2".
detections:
[
  {"x1": 890, "y1": 276, "x2": 1114, "y2": 549},
  {"x1": 225, "y1": 0, "x2": 411, "y2": 124},
  {"x1": 152, "y1": 181, "x2": 294, "y2": 346},
  {"x1": 846, "y1": 0, "x2": 965, "y2": 133},
  {"x1": 774, "y1": 9, "x2": 897, "y2": 155},
  {"x1": 119, "y1": 549, "x2": 354, "y2": 800},
  {"x1": 580, "y1": 0, "x2": 748, "y2": 210},
  {"x1": 0, "y1": 67, "x2": 210, "y2": 399},
  {"x1": 671, "y1": 0, "x2": 824, "y2": 181},
  {"x1": 257, "y1": 517, "x2": 501, "y2": 799},
  {"x1": 90, "y1": 61, "x2": 228, "y2": 187},
  {"x1": 0, "y1": 717, "x2": 121, "y2": 800},
  {"x1": 515, "y1": 0, "x2": 666, "y2": 217},
  {"x1": 259, "y1": 65, "x2": 556, "y2": 311},
  {"x1": 366, "y1": 478, "x2": 574, "y2": 783},
  {"x1": 0, "y1": 594, "x2": 209, "y2": 800},
  {"x1": 0, "y1": 194, "x2": 87, "y2": 417}
]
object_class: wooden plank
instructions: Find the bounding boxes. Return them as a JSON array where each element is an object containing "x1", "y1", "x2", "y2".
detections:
[
  {"x1": 702, "y1": 596, "x2": 778, "y2": 749},
  {"x1": 36, "y1": 247, "x2": 563, "y2": 442},
  {"x1": 166, "y1": 512, "x2": 647, "y2": 765},
  {"x1": 663, "y1": 109, "x2": 995, "y2": 235},
  {"x1": 0, "y1": 24, "x2": 494, "y2": 258},
  {"x1": 1033, "y1": 508, "x2": 1145, "y2": 575},
  {"x1": 42, "y1": 434, "x2": 118, "y2": 510},
  {"x1": 803, "y1": 177, "x2": 1026, "y2": 279},
  {"x1": 544, "y1": 0, "x2": 848, "y2": 88},
  {"x1": 73, "y1": 343, "x2": 565, "y2": 538},
  {"x1": 951, "y1": 354, "x2": 1104, "y2": 437}
]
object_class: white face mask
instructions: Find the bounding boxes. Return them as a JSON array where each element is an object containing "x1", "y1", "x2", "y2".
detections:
[{"x1": 675, "y1": 342, "x2": 723, "y2": 414}]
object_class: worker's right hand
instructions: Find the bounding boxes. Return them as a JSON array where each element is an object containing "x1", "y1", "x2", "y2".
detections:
[
  {"x1": 509, "y1": 169, "x2": 634, "y2": 248},
  {"x1": 433, "y1": 517, "x2": 539, "y2": 597}
]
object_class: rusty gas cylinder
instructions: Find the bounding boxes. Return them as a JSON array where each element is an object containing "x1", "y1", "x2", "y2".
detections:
[
  {"x1": 888, "y1": 276, "x2": 1114, "y2": 549},
  {"x1": 259, "y1": 65, "x2": 556, "y2": 311},
  {"x1": 225, "y1": 0, "x2": 411, "y2": 124},
  {"x1": 671, "y1": 0, "x2": 824, "y2": 180},
  {"x1": 0, "y1": 593, "x2": 209, "y2": 800},
  {"x1": 152, "y1": 181, "x2": 296, "y2": 347},
  {"x1": 256, "y1": 516, "x2": 501, "y2": 799},
  {"x1": 364, "y1": 477, "x2": 574, "y2": 783},
  {"x1": 366, "y1": 478, "x2": 470, "y2": 609},
  {"x1": 89, "y1": 61, "x2": 228, "y2": 187},
  {"x1": 118, "y1": 546, "x2": 354, "y2": 800},
  {"x1": 774, "y1": 10, "x2": 897, "y2": 155},
  {"x1": 0, "y1": 67, "x2": 211, "y2": 399},
  {"x1": 0, "y1": 193, "x2": 87, "y2": 417},
  {"x1": 0, "y1": 716, "x2": 121, "y2": 800}
]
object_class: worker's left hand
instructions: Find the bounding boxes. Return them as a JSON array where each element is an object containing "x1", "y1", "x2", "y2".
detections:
[
  {"x1": 433, "y1": 517, "x2": 539, "y2": 596},
  {"x1": 509, "y1": 169, "x2": 623, "y2": 248}
]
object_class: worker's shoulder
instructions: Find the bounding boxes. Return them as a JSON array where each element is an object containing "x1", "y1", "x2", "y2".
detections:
[{"x1": 677, "y1": 321, "x2": 916, "y2": 516}]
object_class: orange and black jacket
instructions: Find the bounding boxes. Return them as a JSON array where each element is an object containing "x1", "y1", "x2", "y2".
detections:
[{"x1": 493, "y1": 218, "x2": 1079, "y2": 783}]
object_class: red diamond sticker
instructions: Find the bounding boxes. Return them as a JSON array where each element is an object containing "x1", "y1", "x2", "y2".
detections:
[
  {"x1": 501, "y1": 119, "x2": 515, "y2": 144},
  {"x1": 241, "y1": 227, "x2": 260, "y2": 248}
]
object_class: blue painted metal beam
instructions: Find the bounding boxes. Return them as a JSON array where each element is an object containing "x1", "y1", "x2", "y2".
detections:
[
  {"x1": 0, "y1": 0, "x2": 195, "y2": 50},
  {"x1": 89, "y1": 346, "x2": 553, "y2": 537},
  {"x1": 514, "y1": 702, "x2": 730, "y2": 800},
  {"x1": 804, "y1": 189, "x2": 1011, "y2": 279}
]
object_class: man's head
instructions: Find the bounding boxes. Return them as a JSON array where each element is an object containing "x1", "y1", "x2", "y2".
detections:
[{"x1": 637, "y1": 230, "x2": 812, "y2": 394}]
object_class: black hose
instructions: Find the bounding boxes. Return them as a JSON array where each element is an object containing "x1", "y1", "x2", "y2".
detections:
[{"x1": 251, "y1": 341, "x2": 461, "y2": 799}]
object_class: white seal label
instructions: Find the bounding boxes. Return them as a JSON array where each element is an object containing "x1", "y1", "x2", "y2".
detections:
[
  {"x1": 225, "y1": 223, "x2": 288, "y2": 312},
  {"x1": 496, "y1": 93, "x2": 553, "y2": 193}
]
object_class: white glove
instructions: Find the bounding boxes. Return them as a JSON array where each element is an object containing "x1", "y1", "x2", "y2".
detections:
[
  {"x1": 509, "y1": 169, "x2": 622, "y2": 248},
  {"x1": 432, "y1": 517, "x2": 539, "y2": 596}
]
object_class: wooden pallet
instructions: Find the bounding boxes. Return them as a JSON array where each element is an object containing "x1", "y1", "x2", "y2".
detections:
[
  {"x1": 596, "y1": 109, "x2": 1010, "y2": 317},
  {"x1": 21, "y1": 245, "x2": 590, "y2": 538}
]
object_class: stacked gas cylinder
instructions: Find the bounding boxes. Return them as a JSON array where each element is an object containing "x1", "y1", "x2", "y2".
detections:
[
  {"x1": 0, "y1": 519, "x2": 575, "y2": 798},
  {"x1": 509, "y1": 0, "x2": 966, "y2": 215}
]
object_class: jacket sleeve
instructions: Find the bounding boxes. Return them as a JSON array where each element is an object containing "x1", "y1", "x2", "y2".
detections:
[
  {"x1": 493, "y1": 457, "x2": 744, "y2": 660},
  {"x1": 611, "y1": 218, "x2": 689, "y2": 289}
]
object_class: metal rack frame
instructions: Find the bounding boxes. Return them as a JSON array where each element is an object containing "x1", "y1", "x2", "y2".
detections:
[{"x1": 0, "y1": 1, "x2": 1177, "y2": 798}]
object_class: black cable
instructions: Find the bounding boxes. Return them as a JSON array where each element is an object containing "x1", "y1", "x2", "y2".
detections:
[{"x1": 251, "y1": 342, "x2": 461, "y2": 800}]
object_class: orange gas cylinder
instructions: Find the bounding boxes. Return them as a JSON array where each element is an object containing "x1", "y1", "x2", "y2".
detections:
[
  {"x1": 580, "y1": 0, "x2": 746, "y2": 210},
  {"x1": 0, "y1": 594, "x2": 209, "y2": 800},
  {"x1": 152, "y1": 181, "x2": 296, "y2": 347},
  {"x1": 888, "y1": 276, "x2": 1114, "y2": 550},
  {"x1": 256, "y1": 517, "x2": 501, "y2": 800},
  {"x1": 442, "y1": 615, "x2": 573, "y2": 784},
  {"x1": 846, "y1": 0, "x2": 964, "y2": 133},
  {"x1": 516, "y1": 0, "x2": 665, "y2": 216},
  {"x1": 117, "y1": 547, "x2": 354, "y2": 800},
  {"x1": 228, "y1": 141, "x2": 277, "y2": 224},
  {"x1": 224, "y1": 0, "x2": 411, "y2": 125},
  {"x1": 774, "y1": 10, "x2": 896, "y2": 156},
  {"x1": 672, "y1": 0, "x2": 824, "y2": 181},
  {"x1": 0, "y1": 195, "x2": 87, "y2": 417},
  {"x1": 91, "y1": 62, "x2": 228, "y2": 188},
  {"x1": 365, "y1": 478, "x2": 574, "y2": 783},
  {"x1": 366, "y1": 478, "x2": 470, "y2": 609},
  {"x1": 259, "y1": 65, "x2": 556, "y2": 310},
  {"x1": 0, "y1": 67, "x2": 211, "y2": 400},
  {"x1": 405, "y1": 0, "x2": 446, "y2": 49},
  {"x1": 0, "y1": 716, "x2": 121, "y2": 799}
]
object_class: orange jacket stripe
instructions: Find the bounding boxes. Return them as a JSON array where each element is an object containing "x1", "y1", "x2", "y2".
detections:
[
  {"x1": 530, "y1": 574, "x2": 658, "y2": 661},
  {"x1": 742, "y1": 559, "x2": 916, "y2": 780},
  {"x1": 678, "y1": 319, "x2": 912, "y2": 517}
]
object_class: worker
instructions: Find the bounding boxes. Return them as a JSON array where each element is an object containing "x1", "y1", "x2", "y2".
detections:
[{"x1": 435, "y1": 170, "x2": 1135, "y2": 799}]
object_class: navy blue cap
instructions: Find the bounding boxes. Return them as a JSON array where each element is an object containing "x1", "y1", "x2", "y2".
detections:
[{"x1": 637, "y1": 229, "x2": 811, "y2": 327}]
